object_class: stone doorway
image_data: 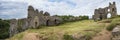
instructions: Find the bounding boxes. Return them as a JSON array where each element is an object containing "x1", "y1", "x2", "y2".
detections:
[
  {"x1": 33, "y1": 16, "x2": 39, "y2": 28},
  {"x1": 99, "y1": 14, "x2": 103, "y2": 20},
  {"x1": 46, "y1": 20, "x2": 49, "y2": 26},
  {"x1": 54, "y1": 19, "x2": 57, "y2": 25},
  {"x1": 35, "y1": 22, "x2": 37, "y2": 27}
]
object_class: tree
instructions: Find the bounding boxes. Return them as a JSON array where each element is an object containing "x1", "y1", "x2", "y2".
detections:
[{"x1": 0, "y1": 19, "x2": 10, "y2": 39}]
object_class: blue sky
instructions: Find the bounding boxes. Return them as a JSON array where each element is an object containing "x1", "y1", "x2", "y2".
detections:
[{"x1": 0, "y1": 0, "x2": 120, "y2": 19}]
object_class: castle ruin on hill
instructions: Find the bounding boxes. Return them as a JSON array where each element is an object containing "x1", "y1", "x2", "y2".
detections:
[
  {"x1": 9, "y1": 6, "x2": 63, "y2": 37},
  {"x1": 92, "y1": 2, "x2": 117, "y2": 21},
  {"x1": 9, "y1": 2, "x2": 117, "y2": 37}
]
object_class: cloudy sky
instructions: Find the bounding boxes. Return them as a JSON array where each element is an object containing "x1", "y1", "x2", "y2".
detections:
[{"x1": 0, "y1": 0, "x2": 120, "y2": 19}]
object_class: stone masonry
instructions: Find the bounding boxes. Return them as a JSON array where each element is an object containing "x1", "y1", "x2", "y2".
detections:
[
  {"x1": 112, "y1": 25, "x2": 120, "y2": 40},
  {"x1": 9, "y1": 5, "x2": 63, "y2": 37},
  {"x1": 92, "y1": 2, "x2": 117, "y2": 21}
]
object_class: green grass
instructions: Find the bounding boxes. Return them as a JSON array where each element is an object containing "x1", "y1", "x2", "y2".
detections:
[
  {"x1": 8, "y1": 20, "x2": 106, "y2": 40},
  {"x1": 106, "y1": 18, "x2": 120, "y2": 31}
]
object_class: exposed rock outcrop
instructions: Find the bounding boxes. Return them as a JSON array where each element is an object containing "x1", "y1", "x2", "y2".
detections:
[{"x1": 111, "y1": 25, "x2": 120, "y2": 40}]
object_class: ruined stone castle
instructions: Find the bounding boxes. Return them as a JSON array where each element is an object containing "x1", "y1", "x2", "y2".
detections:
[
  {"x1": 9, "y1": 6, "x2": 63, "y2": 37},
  {"x1": 92, "y1": 2, "x2": 117, "y2": 21}
]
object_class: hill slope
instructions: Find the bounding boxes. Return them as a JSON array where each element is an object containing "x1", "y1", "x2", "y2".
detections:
[{"x1": 8, "y1": 20, "x2": 106, "y2": 40}]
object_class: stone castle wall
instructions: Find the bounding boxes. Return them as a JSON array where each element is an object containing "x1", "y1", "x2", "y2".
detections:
[
  {"x1": 93, "y1": 2, "x2": 117, "y2": 21},
  {"x1": 9, "y1": 5, "x2": 63, "y2": 37},
  {"x1": 9, "y1": 5, "x2": 84, "y2": 37}
]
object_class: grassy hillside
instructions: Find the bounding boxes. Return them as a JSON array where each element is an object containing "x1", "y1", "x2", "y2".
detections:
[{"x1": 8, "y1": 20, "x2": 106, "y2": 40}]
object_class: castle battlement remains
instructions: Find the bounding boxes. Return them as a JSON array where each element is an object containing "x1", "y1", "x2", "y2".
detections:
[
  {"x1": 9, "y1": 5, "x2": 63, "y2": 37},
  {"x1": 92, "y1": 2, "x2": 117, "y2": 21}
]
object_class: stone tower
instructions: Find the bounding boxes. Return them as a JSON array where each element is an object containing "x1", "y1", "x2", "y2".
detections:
[
  {"x1": 109, "y1": 2, "x2": 117, "y2": 17},
  {"x1": 27, "y1": 5, "x2": 40, "y2": 28},
  {"x1": 28, "y1": 5, "x2": 35, "y2": 18}
]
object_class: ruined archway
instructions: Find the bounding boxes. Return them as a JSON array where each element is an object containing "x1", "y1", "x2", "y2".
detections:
[
  {"x1": 54, "y1": 19, "x2": 57, "y2": 25},
  {"x1": 35, "y1": 22, "x2": 37, "y2": 27},
  {"x1": 92, "y1": 2, "x2": 117, "y2": 21},
  {"x1": 33, "y1": 16, "x2": 39, "y2": 28},
  {"x1": 99, "y1": 14, "x2": 103, "y2": 20},
  {"x1": 107, "y1": 13, "x2": 111, "y2": 18}
]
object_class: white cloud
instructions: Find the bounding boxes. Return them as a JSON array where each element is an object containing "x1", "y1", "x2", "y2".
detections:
[
  {"x1": 0, "y1": 1, "x2": 27, "y2": 19},
  {"x1": 0, "y1": 0, "x2": 120, "y2": 19}
]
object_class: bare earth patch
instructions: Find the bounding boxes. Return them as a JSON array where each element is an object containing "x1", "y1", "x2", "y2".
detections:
[
  {"x1": 22, "y1": 33, "x2": 41, "y2": 40},
  {"x1": 92, "y1": 30, "x2": 112, "y2": 40},
  {"x1": 92, "y1": 23, "x2": 112, "y2": 40}
]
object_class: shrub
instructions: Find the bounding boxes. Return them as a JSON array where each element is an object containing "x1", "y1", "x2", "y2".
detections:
[
  {"x1": 0, "y1": 19, "x2": 10, "y2": 39},
  {"x1": 106, "y1": 18, "x2": 120, "y2": 31},
  {"x1": 106, "y1": 23, "x2": 117, "y2": 31},
  {"x1": 84, "y1": 34, "x2": 92, "y2": 40},
  {"x1": 83, "y1": 32, "x2": 93, "y2": 40},
  {"x1": 63, "y1": 34, "x2": 74, "y2": 40},
  {"x1": 79, "y1": 15, "x2": 89, "y2": 20},
  {"x1": 55, "y1": 15, "x2": 89, "y2": 22}
]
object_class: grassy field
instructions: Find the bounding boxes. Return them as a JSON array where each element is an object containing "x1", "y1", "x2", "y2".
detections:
[{"x1": 8, "y1": 20, "x2": 106, "y2": 40}]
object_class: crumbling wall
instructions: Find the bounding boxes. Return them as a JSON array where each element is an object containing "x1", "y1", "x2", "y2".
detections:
[
  {"x1": 93, "y1": 2, "x2": 117, "y2": 21},
  {"x1": 9, "y1": 19, "x2": 18, "y2": 37},
  {"x1": 9, "y1": 5, "x2": 63, "y2": 37},
  {"x1": 9, "y1": 18, "x2": 29, "y2": 37}
]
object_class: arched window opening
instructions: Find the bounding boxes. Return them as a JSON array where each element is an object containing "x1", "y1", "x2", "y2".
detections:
[
  {"x1": 99, "y1": 14, "x2": 103, "y2": 20},
  {"x1": 54, "y1": 19, "x2": 57, "y2": 25},
  {"x1": 108, "y1": 9, "x2": 110, "y2": 12},
  {"x1": 112, "y1": 8, "x2": 115, "y2": 12}
]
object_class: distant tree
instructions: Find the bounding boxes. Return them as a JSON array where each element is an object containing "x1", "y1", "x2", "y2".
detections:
[
  {"x1": 0, "y1": 19, "x2": 10, "y2": 39},
  {"x1": 79, "y1": 15, "x2": 89, "y2": 20},
  {"x1": 53, "y1": 15, "x2": 89, "y2": 22},
  {"x1": 0, "y1": 19, "x2": 2, "y2": 20}
]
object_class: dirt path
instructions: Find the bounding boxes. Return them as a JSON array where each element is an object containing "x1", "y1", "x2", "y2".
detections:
[
  {"x1": 22, "y1": 33, "x2": 41, "y2": 40},
  {"x1": 92, "y1": 30, "x2": 112, "y2": 40},
  {"x1": 92, "y1": 23, "x2": 112, "y2": 40}
]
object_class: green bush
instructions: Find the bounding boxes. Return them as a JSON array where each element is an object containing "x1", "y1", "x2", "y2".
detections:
[
  {"x1": 106, "y1": 23, "x2": 116, "y2": 31},
  {"x1": 79, "y1": 15, "x2": 89, "y2": 20},
  {"x1": 83, "y1": 32, "x2": 93, "y2": 40},
  {"x1": 0, "y1": 19, "x2": 10, "y2": 39},
  {"x1": 55, "y1": 15, "x2": 89, "y2": 22},
  {"x1": 63, "y1": 34, "x2": 74, "y2": 40},
  {"x1": 106, "y1": 18, "x2": 120, "y2": 31},
  {"x1": 84, "y1": 35, "x2": 92, "y2": 40}
]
